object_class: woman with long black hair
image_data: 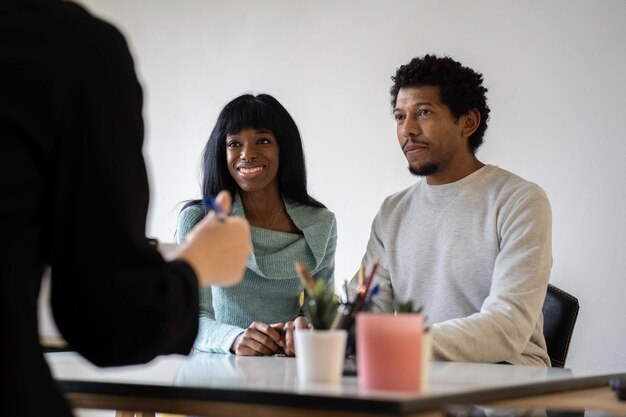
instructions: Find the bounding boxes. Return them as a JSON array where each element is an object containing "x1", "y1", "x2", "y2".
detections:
[{"x1": 177, "y1": 93, "x2": 336, "y2": 356}]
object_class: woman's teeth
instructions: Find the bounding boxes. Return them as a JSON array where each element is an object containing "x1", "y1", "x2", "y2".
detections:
[{"x1": 239, "y1": 166, "x2": 264, "y2": 174}]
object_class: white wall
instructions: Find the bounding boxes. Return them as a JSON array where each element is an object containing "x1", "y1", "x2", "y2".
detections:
[{"x1": 84, "y1": 0, "x2": 626, "y2": 371}]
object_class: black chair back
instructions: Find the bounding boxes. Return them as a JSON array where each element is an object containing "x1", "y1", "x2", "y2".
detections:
[{"x1": 542, "y1": 284, "x2": 579, "y2": 368}]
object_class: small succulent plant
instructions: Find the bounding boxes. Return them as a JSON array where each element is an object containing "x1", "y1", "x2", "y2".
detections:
[
  {"x1": 295, "y1": 261, "x2": 338, "y2": 330},
  {"x1": 304, "y1": 279, "x2": 339, "y2": 330},
  {"x1": 393, "y1": 299, "x2": 423, "y2": 314}
]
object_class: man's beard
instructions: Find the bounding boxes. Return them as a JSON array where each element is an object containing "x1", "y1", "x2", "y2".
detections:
[{"x1": 409, "y1": 162, "x2": 439, "y2": 177}]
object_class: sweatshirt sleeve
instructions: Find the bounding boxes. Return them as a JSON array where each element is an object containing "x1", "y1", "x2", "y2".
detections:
[
  {"x1": 348, "y1": 202, "x2": 395, "y2": 313},
  {"x1": 313, "y1": 215, "x2": 337, "y2": 297},
  {"x1": 178, "y1": 206, "x2": 245, "y2": 353},
  {"x1": 430, "y1": 184, "x2": 552, "y2": 365},
  {"x1": 176, "y1": 205, "x2": 205, "y2": 244},
  {"x1": 193, "y1": 287, "x2": 245, "y2": 354}
]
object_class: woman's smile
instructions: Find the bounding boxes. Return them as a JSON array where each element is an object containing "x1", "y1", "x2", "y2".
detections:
[{"x1": 236, "y1": 164, "x2": 267, "y2": 179}]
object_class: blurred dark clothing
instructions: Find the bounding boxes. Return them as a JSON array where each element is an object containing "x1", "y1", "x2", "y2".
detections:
[{"x1": 1, "y1": 1, "x2": 199, "y2": 415}]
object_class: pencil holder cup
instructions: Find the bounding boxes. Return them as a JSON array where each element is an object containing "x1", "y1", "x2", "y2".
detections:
[
  {"x1": 295, "y1": 329, "x2": 347, "y2": 385},
  {"x1": 356, "y1": 312, "x2": 424, "y2": 391},
  {"x1": 330, "y1": 302, "x2": 357, "y2": 356}
]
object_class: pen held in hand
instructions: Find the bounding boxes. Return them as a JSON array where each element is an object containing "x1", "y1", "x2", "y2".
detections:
[{"x1": 202, "y1": 196, "x2": 227, "y2": 222}]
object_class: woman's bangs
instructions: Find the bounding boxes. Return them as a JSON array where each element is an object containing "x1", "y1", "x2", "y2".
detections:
[{"x1": 224, "y1": 100, "x2": 278, "y2": 137}]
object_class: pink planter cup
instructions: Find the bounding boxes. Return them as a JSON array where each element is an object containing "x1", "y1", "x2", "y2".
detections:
[{"x1": 356, "y1": 312, "x2": 424, "y2": 391}]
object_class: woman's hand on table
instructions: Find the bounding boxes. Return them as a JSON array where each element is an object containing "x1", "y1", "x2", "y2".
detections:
[
  {"x1": 282, "y1": 316, "x2": 311, "y2": 356},
  {"x1": 231, "y1": 321, "x2": 284, "y2": 356}
]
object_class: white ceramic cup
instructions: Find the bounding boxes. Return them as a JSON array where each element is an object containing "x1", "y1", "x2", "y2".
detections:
[{"x1": 294, "y1": 329, "x2": 347, "y2": 385}]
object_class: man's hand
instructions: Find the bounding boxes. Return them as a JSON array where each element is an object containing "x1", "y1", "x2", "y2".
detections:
[
  {"x1": 282, "y1": 316, "x2": 311, "y2": 356},
  {"x1": 176, "y1": 190, "x2": 251, "y2": 287},
  {"x1": 231, "y1": 321, "x2": 285, "y2": 356}
]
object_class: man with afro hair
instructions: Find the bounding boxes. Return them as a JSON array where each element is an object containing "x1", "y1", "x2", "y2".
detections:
[{"x1": 352, "y1": 55, "x2": 552, "y2": 366}]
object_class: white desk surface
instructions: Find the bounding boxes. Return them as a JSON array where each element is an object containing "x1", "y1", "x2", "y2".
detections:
[{"x1": 46, "y1": 351, "x2": 626, "y2": 415}]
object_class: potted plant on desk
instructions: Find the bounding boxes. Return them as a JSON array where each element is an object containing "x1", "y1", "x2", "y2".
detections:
[{"x1": 293, "y1": 261, "x2": 346, "y2": 385}]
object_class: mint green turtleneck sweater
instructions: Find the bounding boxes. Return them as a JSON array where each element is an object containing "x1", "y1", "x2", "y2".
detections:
[{"x1": 177, "y1": 195, "x2": 336, "y2": 353}]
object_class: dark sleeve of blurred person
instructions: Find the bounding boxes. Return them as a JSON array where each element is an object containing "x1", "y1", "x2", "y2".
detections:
[{"x1": 0, "y1": 1, "x2": 199, "y2": 415}]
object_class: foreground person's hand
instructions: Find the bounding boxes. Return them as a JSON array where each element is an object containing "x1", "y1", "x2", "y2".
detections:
[{"x1": 176, "y1": 190, "x2": 251, "y2": 287}]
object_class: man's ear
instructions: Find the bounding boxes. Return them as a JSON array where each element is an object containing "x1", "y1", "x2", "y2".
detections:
[{"x1": 461, "y1": 109, "x2": 481, "y2": 138}]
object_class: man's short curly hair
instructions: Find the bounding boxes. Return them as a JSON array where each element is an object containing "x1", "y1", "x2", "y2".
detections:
[{"x1": 390, "y1": 55, "x2": 490, "y2": 153}]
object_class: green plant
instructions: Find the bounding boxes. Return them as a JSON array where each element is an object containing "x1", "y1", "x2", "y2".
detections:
[
  {"x1": 304, "y1": 280, "x2": 339, "y2": 330},
  {"x1": 393, "y1": 300, "x2": 423, "y2": 314},
  {"x1": 295, "y1": 261, "x2": 338, "y2": 330}
]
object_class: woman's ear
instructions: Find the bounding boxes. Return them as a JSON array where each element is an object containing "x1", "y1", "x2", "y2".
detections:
[{"x1": 461, "y1": 108, "x2": 481, "y2": 138}]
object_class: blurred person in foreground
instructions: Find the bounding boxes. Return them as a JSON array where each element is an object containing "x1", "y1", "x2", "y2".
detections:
[{"x1": 0, "y1": 1, "x2": 251, "y2": 415}]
